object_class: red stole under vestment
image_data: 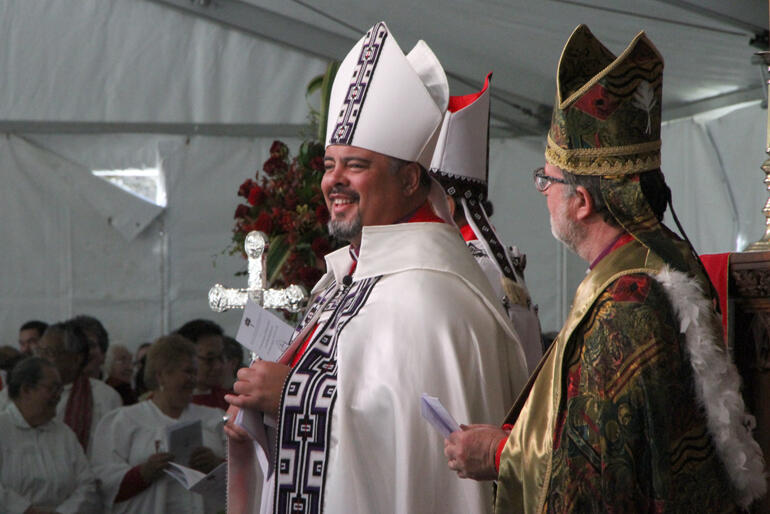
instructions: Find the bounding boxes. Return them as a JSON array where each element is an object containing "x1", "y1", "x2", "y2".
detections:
[{"x1": 64, "y1": 373, "x2": 93, "y2": 450}]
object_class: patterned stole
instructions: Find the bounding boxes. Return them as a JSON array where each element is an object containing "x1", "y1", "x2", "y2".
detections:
[{"x1": 273, "y1": 276, "x2": 380, "y2": 513}]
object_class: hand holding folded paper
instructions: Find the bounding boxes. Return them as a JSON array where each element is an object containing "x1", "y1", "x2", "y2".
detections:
[{"x1": 420, "y1": 393, "x2": 461, "y2": 437}]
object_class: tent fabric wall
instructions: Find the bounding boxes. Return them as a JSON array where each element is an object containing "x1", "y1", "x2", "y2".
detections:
[
  {"x1": 2, "y1": 133, "x2": 304, "y2": 352},
  {"x1": 0, "y1": 1, "x2": 327, "y2": 124},
  {"x1": 661, "y1": 103, "x2": 767, "y2": 253},
  {"x1": 2, "y1": 135, "x2": 164, "y2": 349}
]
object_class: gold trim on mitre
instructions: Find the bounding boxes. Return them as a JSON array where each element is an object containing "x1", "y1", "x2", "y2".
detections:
[
  {"x1": 546, "y1": 134, "x2": 661, "y2": 176},
  {"x1": 557, "y1": 27, "x2": 663, "y2": 110}
]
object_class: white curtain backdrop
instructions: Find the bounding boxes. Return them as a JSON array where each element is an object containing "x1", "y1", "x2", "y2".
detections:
[{"x1": 2, "y1": 134, "x2": 303, "y2": 351}]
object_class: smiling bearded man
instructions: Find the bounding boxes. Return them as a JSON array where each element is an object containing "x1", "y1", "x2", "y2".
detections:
[{"x1": 224, "y1": 21, "x2": 528, "y2": 514}]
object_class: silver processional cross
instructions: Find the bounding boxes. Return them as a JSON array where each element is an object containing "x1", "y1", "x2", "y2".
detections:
[{"x1": 208, "y1": 230, "x2": 307, "y2": 313}]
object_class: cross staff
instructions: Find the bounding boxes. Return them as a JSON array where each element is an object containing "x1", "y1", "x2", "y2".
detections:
[{"x1": 208, "y1": 231, "x2": 307, "y2": 312}]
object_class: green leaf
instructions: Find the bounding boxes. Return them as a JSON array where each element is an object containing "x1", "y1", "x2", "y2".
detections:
[
  {"x1": 306, "y1": 75, "x2": 324, "y2": 101},
  {"x1": 266, "y1": 234, "x2": 291, "y2": 287},
  {"x1": 317, "y1": 61, "x2": 340, "y2": 142}
]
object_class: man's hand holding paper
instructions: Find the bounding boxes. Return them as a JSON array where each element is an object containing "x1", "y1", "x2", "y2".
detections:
[{"x1": 444, "y1": 424, "x2": 506, "y2": 481}]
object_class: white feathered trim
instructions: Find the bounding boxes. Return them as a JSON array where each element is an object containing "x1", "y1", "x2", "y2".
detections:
[{"x1": 656, "y1": 266, "x2": 767, "y2": 508}]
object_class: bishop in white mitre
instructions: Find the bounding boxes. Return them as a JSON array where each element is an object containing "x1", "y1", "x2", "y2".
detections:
[
  {"x1": 224, "y1": 21, "x2": 529, "y2": 514},
  {"x1": 429, "y1": 73, "x2": 544, "y2": 373}
]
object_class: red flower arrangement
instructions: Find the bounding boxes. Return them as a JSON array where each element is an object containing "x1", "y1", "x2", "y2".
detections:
[{"x1": 229, "y1": 139, "x2": 339, "y2": 295}]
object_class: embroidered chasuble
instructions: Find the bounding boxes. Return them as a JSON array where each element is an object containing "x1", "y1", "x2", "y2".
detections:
[
  {"x1": 495, "y1": 238, "x2": 743, "y2": 513},
  {"x1": 237, "y1": 221, "x2": 528, "y2": 514}
]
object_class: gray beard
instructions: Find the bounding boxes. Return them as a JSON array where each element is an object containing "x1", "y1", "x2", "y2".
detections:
[
  {"x1": 328, "y1": 215, "x2": 362, "y2": 242},
  {"x1": 550, "y1": 203, "x2": 584, "y2": 256}
]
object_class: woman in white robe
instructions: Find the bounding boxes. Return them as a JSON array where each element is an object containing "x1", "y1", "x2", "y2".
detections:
[
  {"x1": 0, "y1": 356, "x2": 100, "y2": 513},
  {"x1": 91, "y1": 335, "x2": 226, "y2": 514}
]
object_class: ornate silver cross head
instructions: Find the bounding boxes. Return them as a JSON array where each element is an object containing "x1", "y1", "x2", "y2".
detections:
[{"x1": 208, "y1": 231, "x2": 307, "y2": 312}]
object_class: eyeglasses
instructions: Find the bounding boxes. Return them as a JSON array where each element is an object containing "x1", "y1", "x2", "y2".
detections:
[{"x1": 533, "y1": 167, "x2": 569, "y2": 192}]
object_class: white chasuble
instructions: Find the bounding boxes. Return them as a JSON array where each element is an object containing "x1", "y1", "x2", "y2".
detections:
[{"x1": 259, "y1": 222, "x2": 529, "y2": 514}]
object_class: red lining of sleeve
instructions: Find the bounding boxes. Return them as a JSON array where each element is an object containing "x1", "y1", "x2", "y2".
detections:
[
  {"x1": 115, "y1": 465, "x2": 151, "y2": 503},
  {"x1": 495, "y1": 424, "x2": 514, "y2": 473}
]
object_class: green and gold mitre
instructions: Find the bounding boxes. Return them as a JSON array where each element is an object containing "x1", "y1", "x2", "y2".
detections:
[
  {"x1": 546, "y1": 24, "x2": 663, "y2": 175},
  {"x1": 546, "y1": 25, "x2": 694, "y2": 273}
]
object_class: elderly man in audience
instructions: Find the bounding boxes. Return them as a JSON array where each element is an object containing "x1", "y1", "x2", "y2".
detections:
[
  {"x1": 35, "y1": 320, "x2": 122, "y2": 453},
  {"x1": 18, "y1": 320, "x2": 48, "y2": 356},
  {"x1": 0, "y1": 356, "x2": 100, "y2": 513},
  {"x1": 91, "y1": 335, "x2": 225, "y2": 513},
  {"x1": 71, "y1": 315, "x2": 110, "y2": 380},
  {"x1": 105, "y1": 344, "x2": 138, "y2": 405},
  {"x1": 174, "y1": 319, "x2": 228, "y2": 411}
]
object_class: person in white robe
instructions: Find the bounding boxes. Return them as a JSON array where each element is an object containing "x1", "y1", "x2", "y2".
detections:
[
  {"x1": 91, "y1": 335, "x2": 226, "y2": 514},
  {"x1": 428, "y1": 73, "x2": 544, "y2": 373},
  {"x1": 224, "y1": 21, "x2": 529, "y2": 514},
  {"x1": 0, "y1": 356, "x2": 100, "y2": 513},
  {"x1": 35, "y1": 321, "x2": 122, "y2": 454}
]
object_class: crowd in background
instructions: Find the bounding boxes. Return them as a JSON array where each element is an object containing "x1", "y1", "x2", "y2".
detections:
[{"x1": 0, "y1": 315, "x2": 243, "y2": 514}]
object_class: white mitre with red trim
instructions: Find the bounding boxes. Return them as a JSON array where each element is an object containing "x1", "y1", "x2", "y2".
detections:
[
  {"x1": 430, "y1": 73, "x2": 491, "y2": 188},
  {"x1": 325, "y1": 21, "x2": 449, "y2": 170},
  {"x1": 429, "y1": 74, "x2": 518, "y2": 282}
]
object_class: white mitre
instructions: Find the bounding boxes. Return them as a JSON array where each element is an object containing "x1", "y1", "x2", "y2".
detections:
[
  {"x1": 326, "y1": 21, "x2": 449, "y2": 168},
  {"x1": 429, "y1": 73, "x2": 491, "y2": 189},
  {"x1": 429, "y1": 74, "x2": 518, "y2": 281}
]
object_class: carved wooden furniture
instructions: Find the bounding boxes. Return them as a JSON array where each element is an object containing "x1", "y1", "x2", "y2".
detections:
[{"x1": 730, "y1": 250, "x2": 770, "y2": 512}]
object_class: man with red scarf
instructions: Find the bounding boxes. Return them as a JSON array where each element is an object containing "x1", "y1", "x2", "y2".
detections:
[
  {"x1": 36, "y1": 320, "x2": 121, "y2": 454},
  {"x1": 224, "y1": 21, "x2": 528, "y2": 514}
]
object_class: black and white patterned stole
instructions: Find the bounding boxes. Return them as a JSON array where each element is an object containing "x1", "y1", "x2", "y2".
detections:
[
  {"x1": 329, "y1": 22, "x2": 388, "y2": 145},
  {"x1": 273, "y1": 275, "x2": 381, "y2": 514}
]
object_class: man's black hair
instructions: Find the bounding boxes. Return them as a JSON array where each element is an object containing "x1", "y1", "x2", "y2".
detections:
[
  {"x1": 20, "y1": 320, "x2": 48, "y2": 337},
  {"x1": 174, "y1": 319, "x2": 224, "y2": 343}
]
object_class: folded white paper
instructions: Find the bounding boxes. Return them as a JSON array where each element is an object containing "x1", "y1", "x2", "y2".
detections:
[
  {"x1": 235, "y1": 299, "x2": 295, "y2": 361},
  {"x1": 420, "y1": 393, "x2": 460, "y2": 437},
  {"x1": 164, "y1": 461, "x2": 226, "y2": 500}
]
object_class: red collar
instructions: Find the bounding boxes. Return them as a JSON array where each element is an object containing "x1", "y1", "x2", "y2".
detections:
[
  {"x1": 590, "y1": 233, "x2": 635, "y2": 269},
  {"x1": 458, "y1": 222, "x2": 476, "y2": 242},
  {"x1": 405, "y1": 201, "x2": 444, "y2": 224}
]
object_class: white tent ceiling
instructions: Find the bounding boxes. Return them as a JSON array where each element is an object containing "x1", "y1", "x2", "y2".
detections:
[{"x1": 147, "y1": 0, "x2": 769, "y2": 134}]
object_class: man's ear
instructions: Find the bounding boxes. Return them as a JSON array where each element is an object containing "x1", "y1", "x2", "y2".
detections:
[
  {"x1": 571, "y1": 185, "x2": 595, "y2": 221},
  {"x1": 399, "y1": 162, "x2": 422, "y2": 197}
]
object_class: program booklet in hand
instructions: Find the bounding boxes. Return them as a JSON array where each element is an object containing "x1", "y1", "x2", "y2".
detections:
[
  {"x1": 235, "y1": 298, "x2": 294, "y2": 362},
  {"x1": 165, "y1": 419, "x2": 202, "y2": 466},
  {"x1": 164, "y1": 461, "x2": 226, "y2": 502}
]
